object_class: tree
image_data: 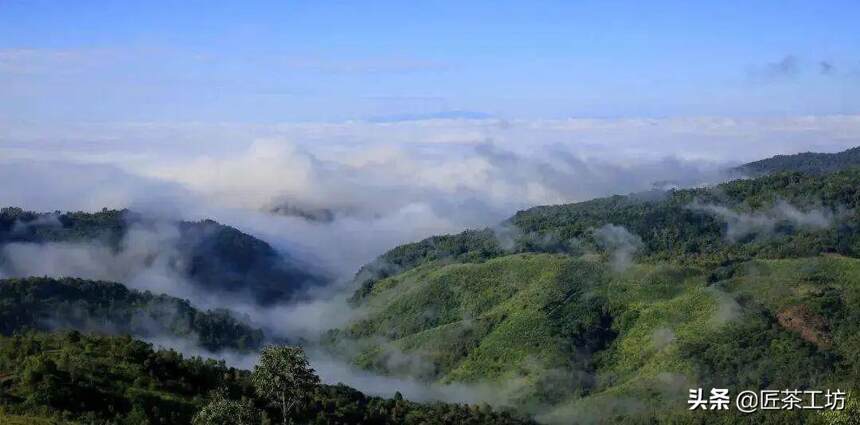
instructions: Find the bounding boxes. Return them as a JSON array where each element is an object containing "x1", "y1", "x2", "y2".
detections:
[
  {"x1": 20, "y1": 354, "x2": 66, "y2": 407},
  {"x1": 251, "y1": 345, "x2": 320, "y2": 425},
  {"x1": 192, "y1": 388, "x2": 260, "y2": 425},
  {"x1": 821, "y1": 396, "x2": 860, "y2": 425}
]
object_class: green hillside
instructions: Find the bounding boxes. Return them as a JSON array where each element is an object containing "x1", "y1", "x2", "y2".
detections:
[
  {"x1": 333, "y1": 168, "x2": 860, "y2": 423},
  {"x1": 335, "y1": 254, "x2": 860, "y2": 423},
  {"x1": 734, "y1": 146, "x2": 860, "y2": 177},
  {"x1": 0, "y1": 413, "x2": 66, "y2": 425},
  {"x1": 352, "y1": 169, "x2": 860, "y2": 302},
  {"x1": 0, "y1": 208, "x2": 326, "y2": 305},
  {"x1": 0, "y1": 277, "x2": 263, "y2": 352}
]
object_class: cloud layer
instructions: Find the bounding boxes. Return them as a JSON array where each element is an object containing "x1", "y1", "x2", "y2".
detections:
[
  {"x1": 3, "y1": 116, "x2": 859, "y2": 278},
  {"x1": 1, "y1": 116, "x2": 858, "y2": 412}
]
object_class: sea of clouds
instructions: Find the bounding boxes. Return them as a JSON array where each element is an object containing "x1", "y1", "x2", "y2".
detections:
[{"x1": 1, "y1": 115, "x2": 859, "y2": 410}]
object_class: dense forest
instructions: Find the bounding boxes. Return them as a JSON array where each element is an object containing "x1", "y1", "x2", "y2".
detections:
[
  {"x1": 0, "y1": 277, "x2": 264, "y2": 352},
  {"x1": 0, "y1": 207, "x2": 326, "y2": 305},
  {"x1": 0, "y1": 332, "x2": 532, "y2": 424},
  {"x1": 734, "y1": 146, "x2": 860, "y2": 177},
  {"x1": 0, "y1": 217, "x2": 530, "y2": 424}
]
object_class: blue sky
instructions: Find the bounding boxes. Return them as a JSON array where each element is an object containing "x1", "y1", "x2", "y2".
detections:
[{"x1": 1, "y1": 0, "x2": 859, "y2": 122}]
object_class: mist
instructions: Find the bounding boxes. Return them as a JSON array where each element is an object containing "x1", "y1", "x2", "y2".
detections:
[
  {"x1": 689, "y1": 199, "x2": 838, "y2": 241},
  {"x1": 592, "y1": 224, "x2": 644, "y2": 272},
  {"x1": 0, "y1": 221, "x2": 250, "y2": 308},
  {"x1": 1, "y1": 117, "x2": 859, "y2": 413},
  {"x1": 4, "y1": 116, "x2": 858, "y2": 278}
]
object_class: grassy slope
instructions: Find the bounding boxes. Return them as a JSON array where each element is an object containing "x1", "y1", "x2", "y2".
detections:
[
  {"x1": 344, "y1": 255, "x2": 586, "y2": 380},
  {"x1": 334, "y1": 253, "x2": 860, "y2": 423},
  {"x1": 545, "y1": 256, "x2": 860, "y2": 423},
  {"x1": 0, "y1": 413, "x2": 67, "y2": 424}
]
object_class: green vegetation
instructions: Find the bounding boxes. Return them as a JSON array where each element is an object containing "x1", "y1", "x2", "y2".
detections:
[
  {"x1": 352, "y1": 168, "x2": 860, "y2": 302},
  {"x1": 0, "y1": 332, "x2": 236, "y2": 424},
  {"x1": 192, "y1": 388, "x2": 259, "y2": 425},
  {"x1": 337, "y1": 253, "x2": 860, "y2": 423},
  {"x1": 334, "y1": 157, "x2": 860, "y2": 423},
  {"x1": 0, "y1": 276, "x2": 263, "y2": 352},
  {"x1": 734, "y1": 146, "x2": 860, "y2": 177},
  {"x1": 0, "y1": 332, "x2": 533, "y2": 424},
  {"x1": 0, "y1": 412, "x2": 65, "y2": 425},
  {"x1": 5, "y1": 147, "x2": 860, "y2": 423},
  {"x1": 0, "y1": 207, "x2": 326, "y2": 305},
  {"x1": 251, "y1": 346, "x2": 320, "y2": 424},
  {"x1": 336, "y1": 255, "x2": 612, "y2": 390},
  {"x1": 353, "y1": 169, "x2": 860, "y2": 304}
]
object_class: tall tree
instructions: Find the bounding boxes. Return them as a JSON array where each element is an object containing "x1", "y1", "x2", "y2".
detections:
[
  {"x1": 192, "y1": 388, "x2": 260, "y2": 425},
  {"x1": 251, "y1": 345, "x2": 320, "y2": 425}
]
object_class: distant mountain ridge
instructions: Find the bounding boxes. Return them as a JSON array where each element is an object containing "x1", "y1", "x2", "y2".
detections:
[
  {"x1": 734, "y1": 146, "x2": 860, "y2": 176},
  {"x1": 268, "y1": 202, "x2": 337, "y2": 223},
  {"x1": 366, "y1": 110, "x2": 493, "y2": 122},
  {"x1": 0, "y1": 207, "x2": 327, "y2": 305},
  {"x1": 350, "y1": 168, "x2": 860, "y2": 302}
]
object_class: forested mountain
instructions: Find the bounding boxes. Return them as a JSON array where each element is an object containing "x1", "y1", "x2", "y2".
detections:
[
  {"x1": 0, "y1": 210, "x2": 534, "y2": 424},
  {"x1": 4, "y1": 147, "x2": 860, "y2": 424},
  {"x1": 333, "y1": 164, "x2": 860, "y2": 423},
  {"x1": 0, "y1": 332, "x2": 532, "y2": 424},
  {"x1": 0, "y1": 208, "x2": 326, "y2": 305},
  {"x1": 351, "y1": 169, "x2": 860, "y2": 301},
  {"x1": 0, "y1": 277, "x2": 263, "y2": 352},
  {"x1": 734, "y1": 146, "x2": 860, "y2": 176}
]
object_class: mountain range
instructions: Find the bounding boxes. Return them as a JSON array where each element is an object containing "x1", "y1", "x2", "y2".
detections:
[
  {"x1": 329, "y1": 146, "x2": 860, "y2": 423},
  {"x1": 3, "y1": 146, "x2": 860, "y2": 423}
]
